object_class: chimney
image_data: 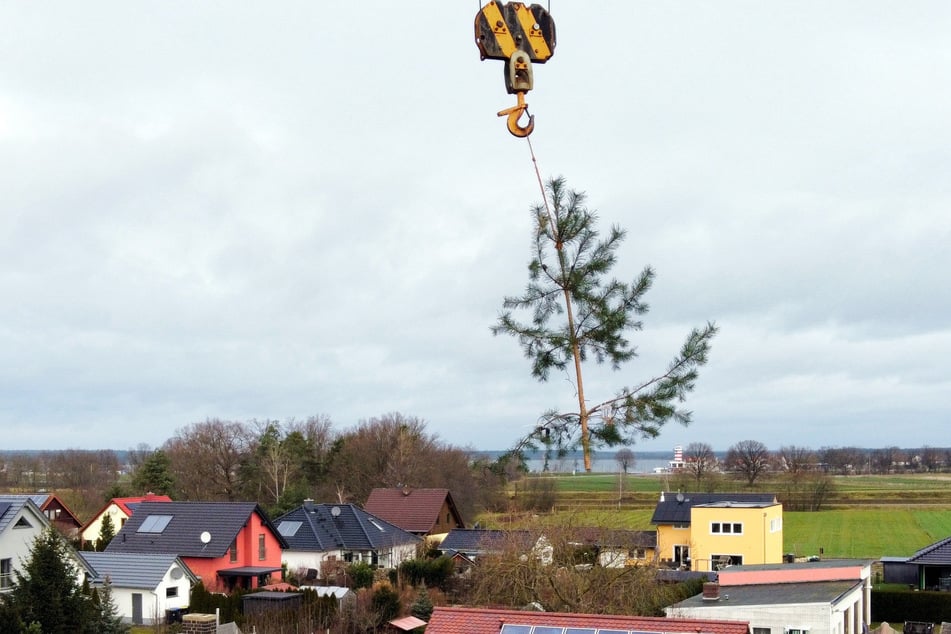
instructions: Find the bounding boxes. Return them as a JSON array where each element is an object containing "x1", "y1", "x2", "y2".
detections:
[
  {"x1": 182, "y1": 613, "x2": 217, "y2": 633},
  {"x1": 303, "y1": 498, "x2": 314, "y2": 511},
  {"x1": 145, "y1": 492, "x2": 155, "y2": 500},
  {"x1": 702, "y1": 582, "x2": 720, "y2": 601},
  {"x1": 660, "y1": 492, "x2": 665, "y2": 502}
]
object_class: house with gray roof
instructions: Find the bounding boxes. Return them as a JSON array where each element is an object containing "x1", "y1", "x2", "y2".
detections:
[
  {"x1": 78, "y1": 551, "x2": 198, "y2": 626},
  {"x1": 105, "y1": 501, "x2": 288, "y2": 593},
  {"x1": 665, "y1": 559, "x2": 872, "y2": 634},
  {"x1": 899, "y1": 534, "x2": 951, "y2": 591},
  {"x1": 0, "y1": 495, "x2": 52, "y2": 592},
  {"x1": 276, "y1": 500, "x2": 420, "y2": 580}
]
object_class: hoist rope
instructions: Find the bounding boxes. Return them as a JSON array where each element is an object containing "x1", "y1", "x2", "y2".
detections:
[{"x1": 526, "y1": 135, "x2": 555, "y2": 228}]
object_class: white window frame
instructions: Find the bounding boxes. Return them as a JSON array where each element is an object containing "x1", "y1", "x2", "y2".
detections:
[{"x1": 710, "y1": 521, "x2": 744, "y2": 535}]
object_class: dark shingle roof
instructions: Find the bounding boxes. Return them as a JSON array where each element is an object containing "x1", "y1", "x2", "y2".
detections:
[
  {"x1": 651, "y1": 492, "x2": 778, "y2": 525},
  {"x1": 906, "y1": 535, "x2": 951, "y2": 565},
  {"x1": 427, "y1": 606, "x2": 749, "y2": 634},
  {"x1": 274, "y1": 502, "x2": 420, "y2": 552},
  {"x1": 78, "y1": 551, "x2": 197, "y2": 589},
  {"x1": 439, "y1": 528, "x2": 523, "y2": 554},
  {"x1": 364, "y1": 488, "x2": 464, "y2": 533},
  {"x1": 105, "y1": 501, "x2": 286, "y2": 558},
  {"x1": 0, "y1": 495, "x2": 45, "y2": 534}
]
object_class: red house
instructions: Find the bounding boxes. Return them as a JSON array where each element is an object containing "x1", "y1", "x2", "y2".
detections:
[{"x1": 105, "y1": 501, "x2": 288, "y2": 592}]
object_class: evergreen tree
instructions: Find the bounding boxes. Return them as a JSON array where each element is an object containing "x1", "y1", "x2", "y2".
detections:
[
  {"x1": 91, "y1": 577, "x2": 129, "y2": 634},
  {"x1": 493, "y1": 177, "x2": 717, "y2": 471},
  {"x1": 1, "y1": 526, "x2": 100, "y2": 634},
  {"x1": 410, "y1": 585, "x2": 434, "y2": 621},
  {"x1": 131, "y1": 448, "x2": 175, "y2": 496},
  {"x1": 97, "y1": 514, "x2": 116, "y2": 551}
]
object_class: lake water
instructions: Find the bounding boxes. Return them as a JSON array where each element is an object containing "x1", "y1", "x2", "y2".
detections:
[{"x1": 472, "y1": 450, "x2": 675, "y2": 475}]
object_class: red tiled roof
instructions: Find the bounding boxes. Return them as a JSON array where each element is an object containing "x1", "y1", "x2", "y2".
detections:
[
  {"x1": 427, "y1": 606, "x2": 749, "y2": 634},
  {"x1": 364, "y1": 488, "x2": 461, "y2": 534},
  {"x1": 114, "y1": 493, "x2": 173, "y2": 516}
]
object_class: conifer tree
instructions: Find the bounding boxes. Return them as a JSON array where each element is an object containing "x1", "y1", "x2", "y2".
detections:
[
  {"x1": 131, "y1": 448, "x2": 175, "y2": 495},
  {"x1": 97, "y1": 513, "x2": 116, "y2": 551},
  {"x1": 1, "y1": 526, "x2": 99, "y2": 633},
  {"x1": 493, "y1": 177, "x2": 717, "y2": 471}
]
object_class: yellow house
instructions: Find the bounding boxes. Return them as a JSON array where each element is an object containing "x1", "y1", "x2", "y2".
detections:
[{"x1": 651, "y1": 492, "x2": 782, "y2": 572}]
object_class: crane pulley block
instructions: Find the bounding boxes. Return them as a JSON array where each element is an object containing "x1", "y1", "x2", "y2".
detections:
[{"x1": 475, "y1": 1, "x2": 556, "y2": 64}]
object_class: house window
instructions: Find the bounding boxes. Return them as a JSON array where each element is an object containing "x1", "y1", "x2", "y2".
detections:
[
  {"x1": 753, "y1": 628, "x2": 771, "y2": 634},
  {"x1": 770, "y1": 517, "x2": 782, "y2": 532},
  {"x1": 629, "y1": 548, "x2": 646, "y2": 560},
  {"x1": 166, "y1": 586, "x2": 179, "y2": 598},
  {"x1": 786, "y1": 629, "x2": 809, "y2": 634},
  {"x1": 13, "y1": 517, "x2": 32, "y2": 529},
  {"x1": 1, "y1": 558, "x2": 12, "y2": 589},
  {"x1": 710, "y1": 522, "x2": 743, "y2": 535},
  {"x1": 258, "y1": 534, "x2": 266, "y2": 561},
  {"x1": 672, "y1": 523, "x2": 689, "y2": 530},
  {"x1": 712, "y1": 554, "x2": 743, "y2": 570},
  {"x1": 230, "y1": 540, "x2": 238, "y2": 563}
]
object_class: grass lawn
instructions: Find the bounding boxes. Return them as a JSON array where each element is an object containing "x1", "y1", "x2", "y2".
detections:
[{"x1": 784, "y1": 508, "x2": 951, "y2": 559}]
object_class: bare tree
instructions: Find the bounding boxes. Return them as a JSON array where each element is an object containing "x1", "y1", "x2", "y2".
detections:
[
  {"x1": 683, "y1": 442, "x2": 716, "y2": 484},
  {"x1": 164, "y1": 418, "x2": 254, "y2": 500},
  {"x1": 919, "y1": 446, "x2": 942, "y2": 473},
  {"x1": 871, "y1": 446, "x2": 900, "y2": 474},
  {"x1": 776, "y1": 445, "x2": 815, "y2": 478},
  {"x1": 725, "y1": 440, "x2": 770, "y2": 486},
  {"x1": 614, "y1": 448, "x2": 635, "y2": 474}
]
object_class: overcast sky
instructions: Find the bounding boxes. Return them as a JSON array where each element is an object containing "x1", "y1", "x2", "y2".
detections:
[{"x1": 2, "y1": 2, "x2": 949, "y2": 453}]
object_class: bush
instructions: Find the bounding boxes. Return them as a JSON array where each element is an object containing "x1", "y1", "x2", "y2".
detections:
[
  {"x1": 872, "y1": 589, "x2": 951, "y2": 623},
  {"x1": 398, "y1": 556, "x2": 455, "y2": 589}
]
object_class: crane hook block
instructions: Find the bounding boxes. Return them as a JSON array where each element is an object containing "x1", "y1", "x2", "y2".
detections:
[{"x1": 475, "y1": 1, "x2": 556, "y2": 64}]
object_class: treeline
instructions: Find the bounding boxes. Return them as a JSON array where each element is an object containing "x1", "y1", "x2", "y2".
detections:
[{"x1": 0, "y1": 413, "x2": 515, "y2": 523}]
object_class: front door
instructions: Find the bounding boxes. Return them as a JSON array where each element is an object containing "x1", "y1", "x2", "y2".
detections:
[{"x1": 132, "y1": 593, "x2": 143, "y2": 625}]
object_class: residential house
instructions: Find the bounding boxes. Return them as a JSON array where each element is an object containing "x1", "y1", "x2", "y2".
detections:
[
  {"x1": 105, "y1": 501, "x2": 288, "y2": 593},
  {"x1": 275, "y1": 500, "x2": 420, "y2": 580},
  {"x1": 364, "y1": 488, "x2": 465, "y2": 539},
  {"x1": 0, "y1": 495, "x2": 50, "y2": 592},
  {"x1": 439, "y1": 528, "x2": 552, "y2": 568},
  {"x1": 571, "y1": 527, "x2": 658, "y2": 567},
  {"x1": 80, "y1": 492, "x2": 173, "y2": 547},
  {"x1": 426, "y1": 606, "x2": 750, "y2": 634},
  {"x1": 651, "y1": 491, "x2": 782, "y2": 571},
  {"x1": 77, "y1": 551, "x2": 198, "y2": 626},
  {"x1": 895, "y1": 534, "x2": 951, "y2": 590},
  {"x1": 28, "y1": 493, "x2": 83, "y2": 540},
  {"x1": 666, "y1": 559, "x2": 873, "y2": 634}
]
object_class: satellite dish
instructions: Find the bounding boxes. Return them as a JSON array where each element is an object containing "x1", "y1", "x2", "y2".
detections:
[
  {"x1": 676, "y1": 492, "x2": 685, "y2": 503},
  {"x1": 200, "y1": 531, "x2": 212, "y2": 544},
  {"x1": 330, "y1": 506, "x2": 341, "y2": 518},
  {"x1": 170, "y1": 566, "x2": 184, "y2": 580}
]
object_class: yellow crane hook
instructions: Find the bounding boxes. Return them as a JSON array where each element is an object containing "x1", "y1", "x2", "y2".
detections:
[{"x1": 497, "y1": 92, "x2": 534, "y2": 137}]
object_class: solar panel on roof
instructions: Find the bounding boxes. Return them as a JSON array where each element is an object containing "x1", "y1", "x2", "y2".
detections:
[
  {"x1": 598, "y1": 629, "x2": 630, "y2": 634},
  {"x1": 565, "y1": 628, "x2": 596, "y2": 634},
  {"x1": 278, "y1": 521, "x2": 302, "y2": 537},
  {"x1": 0, "y1": 502, "x2": 11, "y2": 520},
  {"x1": 500, "y1": 624, "x2": 533, "y2": 634},
  {"x1": 533, "y1": 627, "x2": 563, "y2": 634},
  {"x1": 137, "y1": 514, "x2": 173, "y2": 533}
]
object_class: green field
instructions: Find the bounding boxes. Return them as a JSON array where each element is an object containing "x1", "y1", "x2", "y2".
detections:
[{"x1": 489, "y1": 472, "x2": 951, "y2": 559}]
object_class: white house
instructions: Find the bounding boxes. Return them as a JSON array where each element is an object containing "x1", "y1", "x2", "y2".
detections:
[
  {"x1": 0, "y1": 495, "x2": 51, "y2": 592},
  {"x1": 77, "y1": 551, "x2": 198, "y2": 626},
  {"x1": 275, "y1": 501, "x2": 420, "y2": 580},
  {"x1": 666, "y1": 560, "x2": 873, "y2": 634}
]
